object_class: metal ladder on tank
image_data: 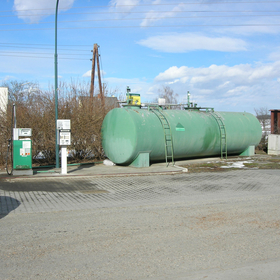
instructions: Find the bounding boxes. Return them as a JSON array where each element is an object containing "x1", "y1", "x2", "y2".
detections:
[
  {"x1": 210, "y1": 111, "x2": 227, "y2": 159},
  {"x1": 151, "y1": 108, "x2": 174, "y2": 166}
]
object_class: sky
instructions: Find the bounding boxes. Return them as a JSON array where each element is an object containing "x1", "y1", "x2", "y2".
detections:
[{"x1": 1, "y1": 0, "x2": 280, "y2": 113}]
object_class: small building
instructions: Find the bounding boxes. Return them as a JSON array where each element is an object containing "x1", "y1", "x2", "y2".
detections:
[
  {"x1": 0, "y1": 87, "x2": 8, "y2": 114},
  {"x1": 268, "y1": 109, "x2": 280, "y2": 155},
  {"x1": 270, "y1": 109, "x2": 280, "y2": 134}
]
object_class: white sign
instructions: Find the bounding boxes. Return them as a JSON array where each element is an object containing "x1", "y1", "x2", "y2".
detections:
[
  {"x1": 18, "y1": 128, "x2": 32, "y2": 137},
  {"x1": 59, "y1": 131, "x2": 71, "y2": 145},
  {"x1": 22, "y1": 141, "x2": 31, "y2": 149},
  {"x1": 57, "y1": 119, "x2": 71, "y2": 130}
]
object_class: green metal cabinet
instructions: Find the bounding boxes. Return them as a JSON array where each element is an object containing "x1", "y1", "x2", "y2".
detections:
[{"x1": 13, "y1": 140, "x2": 32, "y2": 169}]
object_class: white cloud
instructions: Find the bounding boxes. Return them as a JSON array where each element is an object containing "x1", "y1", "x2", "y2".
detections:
[
  {"x1": 1, "y1": 75, "x2": 16, "y2": 83},
  {"x1": 152, "y1": 61, "x2": 280, "y2": 112},
  {"x1": 155, "y1": 62, "x2": 280, "y2": 85},
  {"x1": 82, "y1": 70, "x2": 107, "y2": 78},
  {"x1": 217, "y1": 81, "x2": 231, "y2": 89},
  {"x1": 13, "y1": 0, "x2": 75, "y2": 23},
  {"x1": 167, "y1": 79, "x2": 179, "y2": 85},
  {"x1": 216, "y1": 17, "x2": 280, "y2": 36},
  {"x1": 82, "y1": 70, "x2": 91, "y2": 77},
  {"x1": 155, "y1": 66, "x2": 188, "y2": 81},
  {"x1": 109, "y1": 0, "x2": 140, "y2": 13},
  {"x1": 224, "y1": 86, "x2": 249, "y2": 97},
  {"x1": 268, "y1": 49, "x2": 280, "y2": 61},
  {"x1": 138, "y1": 33, "x2": 247, "y2": 52},
  {"x1": 140, "y1": 3, "x2": 185, "y2": 27},
  {"x1": 105, "y1": 76, "x2": 145, "y2": 85}
]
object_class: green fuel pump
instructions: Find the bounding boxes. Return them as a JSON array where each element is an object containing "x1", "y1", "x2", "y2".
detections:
[
  {"x1": 13, "y1": 128, "x2": 33, "y2": 175},
  {"x1": 5, "y1": 104, "x2": 33, "y2": 176}
]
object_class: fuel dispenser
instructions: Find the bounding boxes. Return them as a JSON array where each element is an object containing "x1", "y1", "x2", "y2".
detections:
[{"x1": 13, "y1": 128, "x2": 33, "y2": 175}]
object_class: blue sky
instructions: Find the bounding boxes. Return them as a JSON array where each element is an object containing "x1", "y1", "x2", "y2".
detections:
[{"x1": 1, "y1": 0, "x2": 280, "y2": 113}]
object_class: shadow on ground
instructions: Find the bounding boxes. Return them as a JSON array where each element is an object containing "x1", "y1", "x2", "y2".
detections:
[
  {"x1": 0, "y1": 196, "x2": 21, "y2": 219},
  {"x1": 67, "y1": 163, "x2": 96, "y2": 174}
]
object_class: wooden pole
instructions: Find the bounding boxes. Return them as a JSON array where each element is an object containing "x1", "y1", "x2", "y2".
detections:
[
  {"x1": 89, "y1": 44, "x2": 97, "y2": 99},
  {"x1": 89, "y1": 43, "x2": 105, "y2": 113},
  {"x1": 95, "y1": 46, "x2": 104, "y2": 110}
]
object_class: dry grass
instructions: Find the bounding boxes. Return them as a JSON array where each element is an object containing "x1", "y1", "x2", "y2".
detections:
[{"x1": 182, "y1": 156, "x2": 280, "y2": 173}]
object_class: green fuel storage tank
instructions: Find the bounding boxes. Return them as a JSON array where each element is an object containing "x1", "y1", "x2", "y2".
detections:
[{"x1": 101, "y1": 107, "x2": 262, "y2": 166}]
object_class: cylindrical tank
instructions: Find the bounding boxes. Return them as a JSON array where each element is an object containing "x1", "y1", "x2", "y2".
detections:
[{"x1": 101, "y1": 107, "x2": 262, "y2": 165}]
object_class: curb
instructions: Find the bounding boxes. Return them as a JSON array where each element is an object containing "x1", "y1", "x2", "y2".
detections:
[{"x1": 1, "y1": 169, "x2": 186, "y2": 181}]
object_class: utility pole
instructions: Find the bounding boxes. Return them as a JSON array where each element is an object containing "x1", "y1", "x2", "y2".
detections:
[
  {"x1": 54, "y1": 0, "x2": 59, "y2": 168},
  {"x1": 89, "y1": 44, "x2": 96, "y2": 99},
  {"x1": 90, "y1": 44, "x2": 104, "y2": 111}
]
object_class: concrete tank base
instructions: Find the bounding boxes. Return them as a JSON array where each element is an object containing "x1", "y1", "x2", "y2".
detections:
[{"x1": 239, "y1": 145, "x2": 255, "y2": 156}]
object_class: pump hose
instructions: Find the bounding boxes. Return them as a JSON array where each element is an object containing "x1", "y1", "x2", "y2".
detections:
[{"x1": 6, "y1": 105, "x2": 14, "y2": 175}]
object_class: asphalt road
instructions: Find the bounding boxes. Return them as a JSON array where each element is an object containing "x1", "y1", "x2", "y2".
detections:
[{"x1": 1, "y1": 169, "x2": 280, "y2": 279}]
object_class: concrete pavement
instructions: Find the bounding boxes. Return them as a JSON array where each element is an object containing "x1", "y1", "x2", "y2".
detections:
[{"x1": 0, "y1": 161, "x2": 280, "y2": 279}]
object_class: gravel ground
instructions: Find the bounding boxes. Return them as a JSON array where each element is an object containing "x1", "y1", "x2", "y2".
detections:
[{"x1": 1, "y1": 169, "x2": 280, "y2": 279}]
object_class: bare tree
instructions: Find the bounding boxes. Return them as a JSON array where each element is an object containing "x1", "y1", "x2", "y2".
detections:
[
  {"x1": 254, "y1": 107, "x2": 270, "y2": 133},
  {"x1": 0, "y1": 79, "x2": 119, "y2": 167},
  {"x1": 254, "y1": 107, "x2": 270, "y2": 152},
  {"x1": 1, "y1": 80, "x2": 40, "y2": 104},
  {"x1": 157, "y1": 86, "x2": 178, "y2": 104}
]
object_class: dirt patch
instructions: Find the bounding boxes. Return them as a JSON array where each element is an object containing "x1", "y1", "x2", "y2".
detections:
[{"x1": 182, "y1": 155, "x2": 280, "y2": 173}]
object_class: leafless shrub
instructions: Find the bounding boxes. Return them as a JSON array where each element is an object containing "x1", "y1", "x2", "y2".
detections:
[
  {"x1": 254, "y1": 107, "x2": 270, "y2": 152},
  {"x1": 151, "y1": 85, "x2": 180, "y2": 109},
  {"x1": 0, "y1": 80, "x2": 118, "y2": 167},
  {"x1": 158, "y1": 85, "x2": 178, "y2": 104}
]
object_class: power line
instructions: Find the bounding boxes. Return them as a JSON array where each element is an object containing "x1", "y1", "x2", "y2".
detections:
[
  {"x1": 0, "y1": 1, "x2": 280, "y2": 12},
  {"x1": 0, "y1": 53, "x2": 88, "y2": 60},
  {"x1": 0, "y1": 44, "x2": 90, "y2": 51},
  {"x1": 1, "y1": 10, "x2": 280, "y2": 18},
  {"x1": 0, "y1": 50, "x2": 89, "y2": 56},
  {"x1": 2, "y1": 14, "x2": 280, "y2": 26},
  {"x1": 0, "y1": 1, "x2": 278, "y2": 13},
  {"x1": 1, "y1": 23, "x2": 280, "y2": 32},
  {"x1": 0, "y1": 42, "x2": 90, "y2": 47}
]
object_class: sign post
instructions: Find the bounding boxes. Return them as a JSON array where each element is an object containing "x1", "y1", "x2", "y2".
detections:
[{"x1": 57, "y1": 119, "x2": 71, "y2": 175}]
